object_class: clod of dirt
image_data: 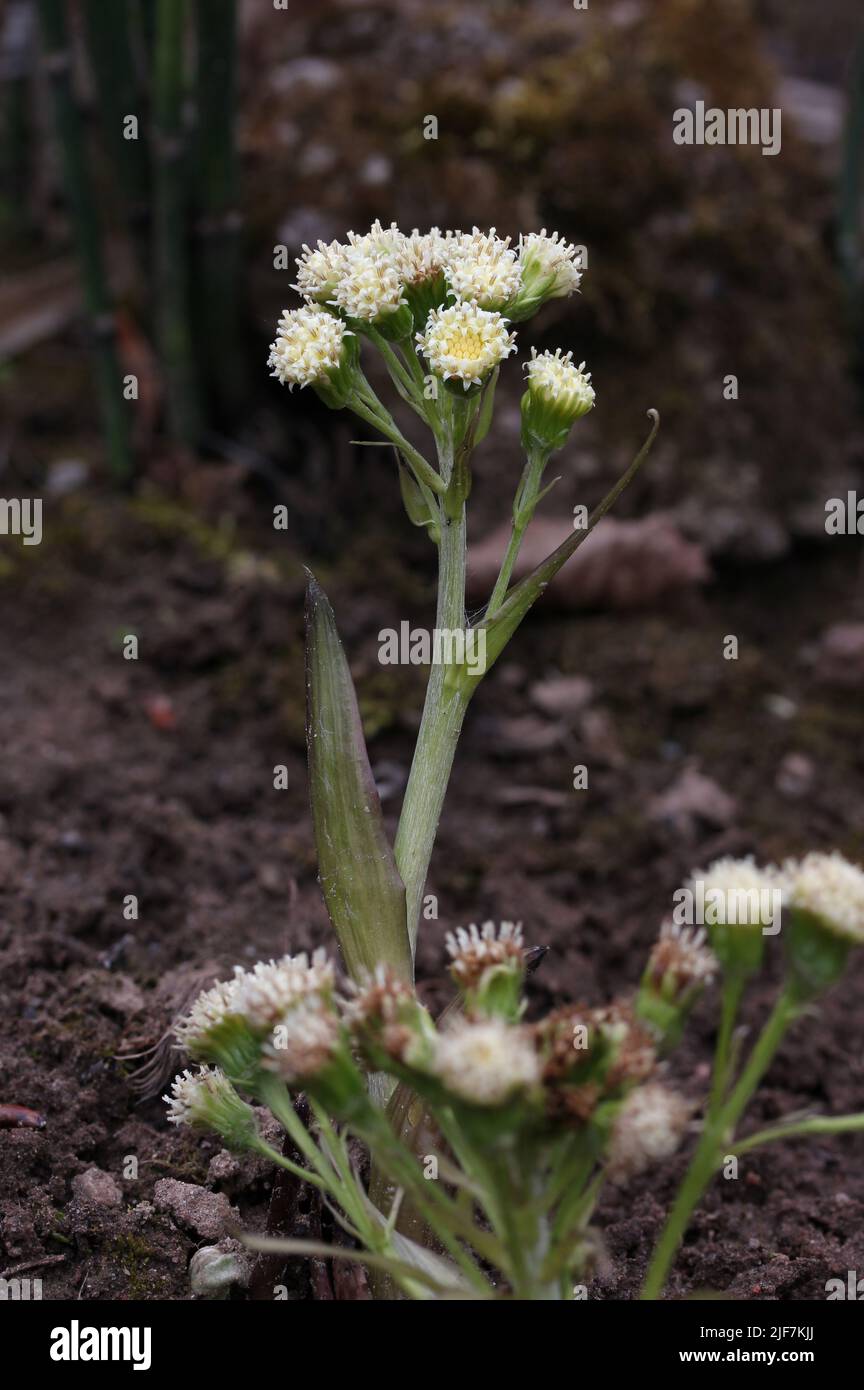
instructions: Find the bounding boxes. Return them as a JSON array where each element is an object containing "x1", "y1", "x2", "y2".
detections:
[
  {"x1": 810, "y1": 623, "x2": 864, "y2": 687},
  {"x1": 154, "y1": 1179, "x2": 239, "y2": 1240},
  {"x1": 71, "y1": 1167, "x2": 123, "y2": 1209},
  {"x1": 468, "y1": 515, "x2": 708, "y2": 611},
  {"x1": 647, "y1": 764, "x2": 737, "y2": 835},
  {"x1": 529, "y1": 674, "x2": 594, "y2": 721}
]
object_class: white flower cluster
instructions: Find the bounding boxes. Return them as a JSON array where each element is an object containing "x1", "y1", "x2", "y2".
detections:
[
  {"x1": 416, "y1": 301, "x2": 516, "y2": 389},
  {"x1": 606, "y1": 1084, "x2": 691, "y2": 1184},
  {"x1": 432, "y1": 1017, "x2": 541, "y2": 1107},
  {"x1": 781, "y1": 851, "x2": 864, "y2": 945},
  {"x1": 231, "y1": 949, "x2": 335, "y2": 1033},
  {"x1": 271, "y1": 221, "x2": 586, "y2": 394},
  {"x1": 267, "y1": 304, "x2": 350, "y2": 390}
]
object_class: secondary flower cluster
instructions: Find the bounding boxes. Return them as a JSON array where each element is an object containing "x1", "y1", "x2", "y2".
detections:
[
  {"x1": 163, "y1": 850, "x2": 864, "y2": 1298},
  {"x1": 267, "y1": 221, "x2": 594, "y2": 447},
  {"x1": 165, "y1": 923, "x2": 694, "y2": 1189}
]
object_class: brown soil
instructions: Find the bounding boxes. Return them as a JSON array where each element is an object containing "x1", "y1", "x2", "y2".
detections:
[{"x1": 1, "y1": 494, "x2": 862, "y2": 1301}]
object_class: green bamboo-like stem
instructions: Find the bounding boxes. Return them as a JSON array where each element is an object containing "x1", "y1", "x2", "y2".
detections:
[
  {"x1": 152, "y1": 0, "x2": 201, "y2": 447},
  {"x1": 81, "y1": 0, "x2": 149, "y2": 227},
  {"x1": 193, "y1": 0, "x2": 244, "y2": 416},
  {"x1": 641, "y1": 989, "x2": 799, "y2": 1300},
  {"x1": 37, "y1": 0, "x2": 133, "y2": 482}
]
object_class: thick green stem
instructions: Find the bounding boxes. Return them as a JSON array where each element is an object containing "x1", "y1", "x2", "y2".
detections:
[
  {"x1": 394, "y1": 502, "x2": 469, "y2": 953},
  {"x1": 641, "y1": 989, "x2": 799, "y2": 1300},
  {"x1": 37, "y1": 0, "x2": 132, "y2": 482}
]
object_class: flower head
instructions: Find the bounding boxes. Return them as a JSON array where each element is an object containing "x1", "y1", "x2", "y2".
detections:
[
  {"x1": 262, "y1": 995, "x2": 343, "y2": 1085},
  {"x1": 330, "y1": 230, "x2": 407, "y2": 327},
  {"x1": 521, "y1": 348, "x2": 594, "y2": 451},
  {"x1": 445, "y1": 920, "x2": 524, "y2": 986},
  {"x1": 393, "y1": 228, "x2": 452, "y2": 325},
  {"x1": 293, "y1": 238, "x2": 347, "y2": 302},
  {"x1": 164, "y1": 1066, "x2": 259, "y2": 1149},
  {"x1": 417, "y1": 300, "x2": 516, "y2": 391},
  {"x1": 432, "y1": 1017, "x2": 540, "y2": 1107},
  {"x1": 232, "y1": 949, "x2": 335, "y2": 1035},
  {"x1": 781, "y1": 852, "x2": 864, "y2": 946},
  {"x1": 443, "y1": 227, "x2": 522, "y2": 312},
  {"x1": 508, "y1": 230, "x2": 583, "y2": 321},
  {"x1": 684, "y1": 855, "x2": 781, "y2": 979},
  {"x1": 394, "y1": 228, "x2": 452, "y2": 288},
  {"x1": 267, "y1": 304, "x2": 353, "y2": 393},
  {"x1": 342, "y1": 964, "x2": 432, "y2": 1066},
  {"x1": 445, "y1": 921, "x2": 526, "y2": 1020},
  {"x1": 606, "y1": 1083, "x2": 692, "y2": 1185},
  {"x1": 686, "y1": 856, "x2": 781, "y2": 930},
  {"x1": 175, "y1": 978, "x2": 241, "y2": 1054},
  {"x1": 637, "y1": 921, "x2": 716, "y2": 1048},
  {"x1": 647, "y1": 921, "x2": 717, "y2": 994}
]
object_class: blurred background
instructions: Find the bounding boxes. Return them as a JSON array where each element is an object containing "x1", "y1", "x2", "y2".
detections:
[{"x1": 1, "y1": 0, "x2": 863, "y2": 1301}]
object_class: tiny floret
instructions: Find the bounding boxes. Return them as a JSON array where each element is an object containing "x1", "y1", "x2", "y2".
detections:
[
  {"x1": 417, "y1": 300, "x2": 516, "y2": 389},
  {"x1": 268, "y1": 304, "x2": 350, "y2": 389}
]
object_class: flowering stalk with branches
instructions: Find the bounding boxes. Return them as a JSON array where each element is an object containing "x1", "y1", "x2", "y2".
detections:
[{"x1": 162, "y1": 223, "x2": 864, "y2": 1300}]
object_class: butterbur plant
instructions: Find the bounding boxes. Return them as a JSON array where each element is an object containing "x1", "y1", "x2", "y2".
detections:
[{"x1": 163, "y1": 223, "x2": 864, "y2": 1299}]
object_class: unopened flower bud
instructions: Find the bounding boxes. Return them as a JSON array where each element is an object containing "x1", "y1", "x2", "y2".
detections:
[
  {"x1": 164, "y1": 1067, "x2": 259, "y2": 1150},
  {"x1": 521, "y1": 348, "x2": 594, "y2": 452},
  {"x1": 637, "y1": 920, "x2": 716, "y2": 1047},
  {"x1": 507, "y1": 230, "x2": 583, "y2": 322},
  {"x1": 781, "y1": 851, "x2": 864, "y2": 998},
  {"x1": 445, "y1": 920, "x2": 526, "y2": 1021}
]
